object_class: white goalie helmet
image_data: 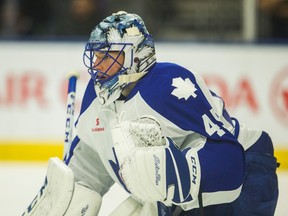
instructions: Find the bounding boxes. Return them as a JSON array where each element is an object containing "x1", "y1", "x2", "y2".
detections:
[{"x1": 83, "y1": 11, "x2": 156, "y2": 106}]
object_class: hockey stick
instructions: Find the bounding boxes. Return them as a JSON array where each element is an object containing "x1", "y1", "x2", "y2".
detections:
[
  {"x1": 63, "y1": 71, "x2": 80, "y2": 161},
  {"x1": 22, "y1": 72, "x2": 80, "y2": 216}
]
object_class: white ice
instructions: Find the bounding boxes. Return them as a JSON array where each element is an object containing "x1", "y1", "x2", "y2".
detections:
[{"x1": 0, "y1": 162, "x2": 287, "y2": 216}]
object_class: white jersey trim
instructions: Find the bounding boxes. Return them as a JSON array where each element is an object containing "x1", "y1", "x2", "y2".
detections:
[{"x1": 180, "y1": 185, "x2": 242, "y2": 211}]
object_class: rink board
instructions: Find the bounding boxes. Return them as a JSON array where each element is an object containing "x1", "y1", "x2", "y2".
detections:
[
  {"x1": 0, "y1": 142, "x2": 287, "y2": 170},
  {"x1": 0, "y1": 42, "x2": 287, "y2": 168}
]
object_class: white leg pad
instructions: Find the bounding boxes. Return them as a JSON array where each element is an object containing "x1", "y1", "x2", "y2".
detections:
[
  {"x1": 109, "y1": 196, "x2": 158, "y2": 216},
  {"x1": 22, "y1": 157, "x2": 102, "y2": 216},
  {"x1": 109, "y1": 196, "x2": 141, "y2": 216},
  {"x1": 65, "y1": 181, "x2": 102, "y2": 216}
]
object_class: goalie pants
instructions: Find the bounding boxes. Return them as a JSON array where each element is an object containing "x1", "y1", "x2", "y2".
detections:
[{"x1": 177, "y1": 131, "x2": 279, "y2": 216}]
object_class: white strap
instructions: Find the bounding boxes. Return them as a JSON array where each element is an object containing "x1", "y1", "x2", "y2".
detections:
[{"x1": 118, "y1": 72, "x2": 147, "y2": 84}]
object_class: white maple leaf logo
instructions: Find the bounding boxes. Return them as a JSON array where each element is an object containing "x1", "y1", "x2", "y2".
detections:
[{"x1": 171, "y1": 77, "x2": 197, "y2": 100}]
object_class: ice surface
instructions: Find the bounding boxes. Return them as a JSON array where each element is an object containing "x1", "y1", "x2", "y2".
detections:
[{"x1": 0, "y1": 162, "x2": 286, "y2": 216}]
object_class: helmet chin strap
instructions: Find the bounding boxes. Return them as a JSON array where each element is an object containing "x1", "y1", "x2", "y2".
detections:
[{"x1": 118, "y1": 72, "x2": 147, "y2": 85}]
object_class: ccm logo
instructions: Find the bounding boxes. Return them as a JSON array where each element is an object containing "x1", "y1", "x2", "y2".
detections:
[
  {"x1": 191, "y1": 156, "x2": 197, "y2": 185},
  {"x1": 22, "y1": 177, "x2": 48, "y2": 215}
]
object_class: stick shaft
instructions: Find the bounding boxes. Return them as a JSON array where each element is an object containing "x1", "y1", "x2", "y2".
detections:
[{"x1": 63, "y1": 73, "x2": 79, "y2": 160}]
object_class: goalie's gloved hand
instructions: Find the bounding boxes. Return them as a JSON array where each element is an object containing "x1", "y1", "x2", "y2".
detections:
[{"x1": 112, "y1": 116, "x2": 200, "y2": 206}]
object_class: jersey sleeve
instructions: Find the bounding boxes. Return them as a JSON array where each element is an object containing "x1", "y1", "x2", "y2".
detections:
[
  {"x1": 135, "y1": 63, "x2": 245, "y2": 208},
  {"x1": 136, "y1": 63, "x2": 237, "y2": 144}
]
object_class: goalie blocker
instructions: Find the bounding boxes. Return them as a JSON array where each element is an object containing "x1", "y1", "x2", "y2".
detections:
[{"x1": 22, "y1": 157, "x2": 102, "y2": 216}]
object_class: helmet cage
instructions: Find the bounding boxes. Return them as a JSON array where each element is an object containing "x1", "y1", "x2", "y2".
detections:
[{"x1": 83, "y1": 42, "x2": 134, "y2": 85}]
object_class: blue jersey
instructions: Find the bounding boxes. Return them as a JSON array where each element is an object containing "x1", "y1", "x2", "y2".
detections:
[{"x1": 66, "y1": 62, "x2": 261, "y2": 210}]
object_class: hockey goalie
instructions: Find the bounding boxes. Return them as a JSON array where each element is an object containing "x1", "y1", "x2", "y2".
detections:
[{"x1": 22, "y1": 11, "x2": 279, "y2": 216}]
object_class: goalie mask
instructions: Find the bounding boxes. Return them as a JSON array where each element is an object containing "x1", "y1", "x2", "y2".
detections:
[{"x1": 83, "y1": 11, "x2": 156, "y2": 106}]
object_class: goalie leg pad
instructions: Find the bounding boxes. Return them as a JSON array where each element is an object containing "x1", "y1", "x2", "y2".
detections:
[
  {"x1": 22, "y1": 157, "x2": 102, "y2": 216},
  {"x1": 22, "y1": 157, "x2": 74, "y2": 216},
  {"x1": 109, "y1": 196, "x2": 159, "y2": 216},
  {"x1": 65, "y1": 181, "x2": 102, "y2": 216},
  {"x1": 109, "y1": 196, "x2": 141, "y2": 216}
]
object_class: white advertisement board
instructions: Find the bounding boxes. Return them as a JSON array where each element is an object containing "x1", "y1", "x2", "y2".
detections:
[{"x1": 0, "y1": 42, "x2": 287, "y2": 148}]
